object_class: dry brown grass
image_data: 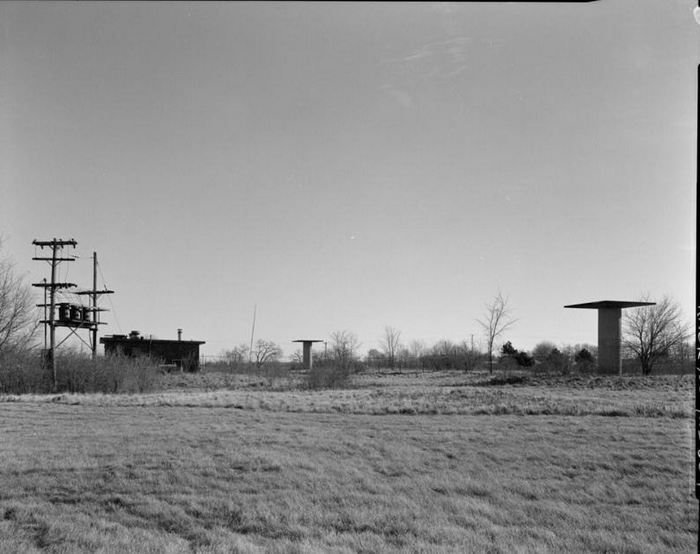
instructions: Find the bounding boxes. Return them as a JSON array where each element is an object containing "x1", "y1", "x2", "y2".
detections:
[
  {"x1": 0, "y1": 370, "x2": 695, "y2": 552},
  {"x1": 4, "y1": 370, "x2": 691, "y2": 419}
]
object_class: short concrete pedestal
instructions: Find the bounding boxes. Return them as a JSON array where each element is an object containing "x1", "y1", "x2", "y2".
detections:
[{"x1": 292, "y1": 339, "x2": 323, "y2": 369}]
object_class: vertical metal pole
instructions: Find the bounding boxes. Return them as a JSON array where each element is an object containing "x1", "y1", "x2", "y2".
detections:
[
  {"x1": 92, "y1": 252, "x2": 97, "y2": 360},
  {"x1": 49, "y1": 239, "x2": 57, "y2": 391}
]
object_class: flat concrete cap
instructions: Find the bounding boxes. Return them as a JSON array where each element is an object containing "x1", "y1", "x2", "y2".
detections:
[
  {"x1": 564, "y1": 300, "x2": 656, "y2": 309},
  {"x1": 292, "y1": 339, "x2": 323, "y2": 343}
]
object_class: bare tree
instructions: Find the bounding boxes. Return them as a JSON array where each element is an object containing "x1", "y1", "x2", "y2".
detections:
[
  {"x1": 251, "y1": 339, "x2": 282, "y2": 368},
  {"x1": 291, "y1": 349, "x2": 304, "y2": 367},
  {"x1": 458, "y1": 340, "x2": 483, "y2": 372},
  {"x1": 221, "y1": 343, "x2": 249, "y2": 369},
  {"x1": 623, "y1": 294, "x2": 691, "y2": 375},
  {"x1": 531, "y1": 341, "x2": 558, "y2": 363},
  {"x1": 431, "y1": 339, "x2": 458, "y2": 357},
  {"x1": 329, "y1": 330, "x2": 360, "y2": 369},
  {"x1": 379, "y1": 325, "x2": 402, "y2": 369},
  {"x1": 366, "y1": 348, "x2": 386, "y2": 368},
  {"x1": 0, "y1": 244, "x2": 37, "y2": 355},
  {"x1": 408, "y1": 339, "x2": 426, "y2": 359},
  {"x1": 477, "y1": 291, "x2": 516, "y2": 374}
]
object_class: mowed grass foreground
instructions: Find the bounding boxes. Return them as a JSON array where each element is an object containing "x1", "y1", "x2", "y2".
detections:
[{"x1": 0, "y1": 372, "x2": 696, "y2": 553}]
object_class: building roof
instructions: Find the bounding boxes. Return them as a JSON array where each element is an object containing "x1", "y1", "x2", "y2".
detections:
[
  {"x1": 100, "y1": 336, "x2": 205, "y2": 345},
  {"x1": 292, "y1": 339, "x2": 324, "y2": 343},
  {"x1": 564, "y1": 300, "x2": 656, "y2": 310}
]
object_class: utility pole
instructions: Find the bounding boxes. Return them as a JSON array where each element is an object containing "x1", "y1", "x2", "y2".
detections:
[
  {"x1": 33, "y1": 241, "x2": 114, "y2": 389},
  {"x1": 93, "y1": 252, "x2": 98, "y2": 357},
  {"x1": 75, "y1": 251, "x2": 113, "y2": 359},
  {"x1": 42, "y1": 278, "x2": 47, "y2": 352},
  {"x1": 32, "y1": 238, "x2": 78, "y2": 390}
]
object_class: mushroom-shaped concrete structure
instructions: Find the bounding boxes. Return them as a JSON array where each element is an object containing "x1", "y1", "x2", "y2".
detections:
[
  {"x1": 564, "y1": 300, "x2": 655, "y2": 374},
  {"x1": 292, "y1": 339, "x2": 323, "y2": 369}
]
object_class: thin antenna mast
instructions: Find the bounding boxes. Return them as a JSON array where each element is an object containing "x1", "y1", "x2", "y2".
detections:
[{"x1": 248, "y1": 304, "x2": 257, "y2": 363}]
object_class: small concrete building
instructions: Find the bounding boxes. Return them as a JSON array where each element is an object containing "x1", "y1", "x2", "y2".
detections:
[{"x1": 100, "y1": 330, "x2": 205, "y2": 372}]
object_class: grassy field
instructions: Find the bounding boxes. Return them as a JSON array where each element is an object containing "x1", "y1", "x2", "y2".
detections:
[{"x1": 0, "y1": 370, "x2": 696, "y2": 553}]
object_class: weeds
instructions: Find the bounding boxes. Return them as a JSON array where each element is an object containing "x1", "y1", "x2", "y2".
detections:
[
  {"x1": 473, "y1": 374, "x2": 529, "y2": 387},
  {"x1": 304, "y1": 363, "x2": 353, "y2": 390},
  {"x1": 0, "y1": 351, "x2": 161, "y2": 394}
]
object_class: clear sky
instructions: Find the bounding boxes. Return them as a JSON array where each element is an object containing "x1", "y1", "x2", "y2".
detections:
[{"x1": 1, "y1": 1, "x2": 696, "y2": 359}]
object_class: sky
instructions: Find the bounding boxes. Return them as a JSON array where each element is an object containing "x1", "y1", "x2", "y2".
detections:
[{"x1": 1, "y1": 1, "x2": 697, "y2": 359}]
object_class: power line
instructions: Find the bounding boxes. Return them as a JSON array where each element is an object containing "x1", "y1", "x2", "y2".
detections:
[{"x1": 97, "y1": 260, "x2": 122, "y2": 334}]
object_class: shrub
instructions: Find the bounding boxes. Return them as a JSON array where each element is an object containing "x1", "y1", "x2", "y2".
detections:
[
  {"x1": 573, "y1": 348, "x2": 596, "y2": 374},
  {"x1": 499, "y1": 342, "x2": 534, "y2": 368},
  {"x1": 420, "y1": 354, "x2": 458, "y2": 372},
  {"x1": 532, "y1": 341, "x2": 558, "y2": 362},
  {"x1": 475, "y1": 374, "x2": 529, "y2": 386},
  {"x1": 535, "y1": 348, "x2": 570, "y2": 374},
  {"x1": 501, "y1": 341, "x2": 518, "y2": 357},
  {"x1": 60, "y1": 354, "x2": 161, "y2": 393},
  {"x1": 0, "y1": 351, "x2": 162, "y2": 394},
  {"x1": 418, "y1": 341, "x2": 482, "y2": 372},
  {"x1": 261, "y1": 362, "x2": 290, "y2": 388},
  {"x1": 0, "y1": 350, "x2": 49, "y2": 393},
  {"x1": 304, "y1": 363, "x2": 352, "y2": 390}
]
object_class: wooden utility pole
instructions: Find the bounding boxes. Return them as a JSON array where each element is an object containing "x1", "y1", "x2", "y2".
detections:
[
  {"x1": 42, "y1": 278, "x2": 47, "y2": 352},
  {"x1": 32, "y1": 238, "x2": 78, "y2": 390},
  {"x1": 93, "y1": 252, "x2": 98, "y2": 357},
  {"x1": 33, "y1": 241, "x2": 113, "y2": 389},
  {"x1": 75, "y1": 251, "x2": 113, "y2": 359}
]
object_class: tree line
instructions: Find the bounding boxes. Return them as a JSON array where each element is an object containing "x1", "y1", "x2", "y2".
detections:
[{"x1": 1, "y1": 243, "x2": 693, "y2": 377}]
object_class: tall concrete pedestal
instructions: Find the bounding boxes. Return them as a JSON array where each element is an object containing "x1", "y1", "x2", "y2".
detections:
[
  {"x1": 597, "y1": 308, "x2": 622, "y2": 374},
  {"x1": 565, "y1": 300, "x2": 655, "y2": 375}
]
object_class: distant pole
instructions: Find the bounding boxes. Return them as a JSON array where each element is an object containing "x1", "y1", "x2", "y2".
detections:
[
  {"x1": 248, "y1": 304, "x2": 257, "y2": 364},
  {"x1": 48, "y1": 240, "x2": 57, "y2": 388},
  {"x1": 471, "y1": 334, "x2": 474, "y2": 351},
  {"x1": 91, "y1": 252, "x2": 97, "y2": 359},
  {"x1": 42, "y1": 278, "x2": 47, "y2": 353}
]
